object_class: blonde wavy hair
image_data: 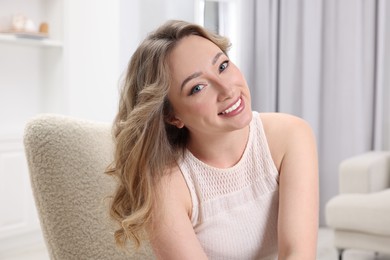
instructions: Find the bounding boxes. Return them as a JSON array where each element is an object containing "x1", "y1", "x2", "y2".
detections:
[{"x1": 106, "y1": 20, "x2": 231, "y2": 249}]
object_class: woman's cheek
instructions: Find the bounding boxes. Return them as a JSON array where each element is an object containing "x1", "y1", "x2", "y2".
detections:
[{"x1": 190, "y1": 99, "x2": 212, "y2": 114}]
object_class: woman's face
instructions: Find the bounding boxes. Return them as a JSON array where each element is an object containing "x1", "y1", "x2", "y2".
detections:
[{"x1": 167, "y1": 35, "x2": 252, "y2": 138}]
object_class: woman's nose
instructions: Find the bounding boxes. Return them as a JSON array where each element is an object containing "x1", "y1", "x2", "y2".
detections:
[{"x1": 213, "y1": 77, "x2": 234, "y2": 102}]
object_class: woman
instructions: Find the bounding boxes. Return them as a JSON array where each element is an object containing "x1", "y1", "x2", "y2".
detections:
[{"x1": 107, "y1": 20, "x2": 318, "y2": 260}]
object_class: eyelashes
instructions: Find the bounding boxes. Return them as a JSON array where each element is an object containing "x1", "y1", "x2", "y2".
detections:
[
  {"x1": 188, "y1": 60, "x2": 230, "y2": 96},
  {"x1": 189, "y1": 84, "x2": 205, "y2": 95},
  {"x1": 219, "y1": 60, "x2": 229, "y2": 72}
]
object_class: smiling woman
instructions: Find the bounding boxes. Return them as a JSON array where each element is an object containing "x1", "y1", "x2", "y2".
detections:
[{"x1": 106, "y1": 20, "x2": 319, "y2": 260}]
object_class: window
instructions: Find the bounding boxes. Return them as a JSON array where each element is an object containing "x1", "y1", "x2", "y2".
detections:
[{"x1": 195, "y1": 0, "x2": 241, "y2": 66}]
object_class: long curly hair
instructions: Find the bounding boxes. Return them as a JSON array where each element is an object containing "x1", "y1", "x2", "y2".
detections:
[{"x1": 106, "y1": 20, "x2": 231, "y2": 249}]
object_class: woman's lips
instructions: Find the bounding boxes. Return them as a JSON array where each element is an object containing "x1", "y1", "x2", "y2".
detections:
[{"x1": 218, "y1": 97, "x2": 244, "y2": 116}]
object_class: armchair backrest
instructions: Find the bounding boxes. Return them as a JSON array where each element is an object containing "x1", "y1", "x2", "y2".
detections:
[
  {"x1": 24, "y1": 114, "x2": 154, "y2": 260},
  {"x1": 339, "y1": 151, "x2": 390, "y2": 193}
]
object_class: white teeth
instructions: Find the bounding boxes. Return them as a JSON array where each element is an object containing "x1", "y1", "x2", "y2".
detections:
[{"x1": 221, "y1": 98, "x2": 241, "y2": 114}]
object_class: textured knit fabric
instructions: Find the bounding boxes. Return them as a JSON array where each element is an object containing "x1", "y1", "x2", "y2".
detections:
[{"x1": 179, "y1": 112, "x2": 279, "y2": 260}]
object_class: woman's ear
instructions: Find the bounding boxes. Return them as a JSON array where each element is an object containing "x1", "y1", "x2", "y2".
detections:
[
  {"x1": 169, "y1": 117, "x2": 185, "y2": 129},
  {"x1": 163, "y1": 99, "x2": 184, "y2": 128}
]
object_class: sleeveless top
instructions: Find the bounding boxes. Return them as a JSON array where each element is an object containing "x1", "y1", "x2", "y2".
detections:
[{"x1": 178, "y1": 112, "x2": 279, "y2": 260}]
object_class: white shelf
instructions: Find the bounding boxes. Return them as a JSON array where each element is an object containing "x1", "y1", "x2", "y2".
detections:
[{"x1": 0, "y1": 33, "x2": 63, "y2": 48}]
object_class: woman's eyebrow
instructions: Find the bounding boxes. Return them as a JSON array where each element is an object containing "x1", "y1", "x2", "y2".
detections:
[
  {"x1": 212, "y1": 52, "x2": 224, "y2": 65},
  {"x1": 181, "y1": 71, "x2": 202, "y2": 91},
  {"x1": 180, "y1": 52, "x2": 225, "y2": 91}
]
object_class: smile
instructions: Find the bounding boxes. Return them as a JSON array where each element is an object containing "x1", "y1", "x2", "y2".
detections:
[{"x1": 219, "y1": 98, "x2": 242, "y2": 115}]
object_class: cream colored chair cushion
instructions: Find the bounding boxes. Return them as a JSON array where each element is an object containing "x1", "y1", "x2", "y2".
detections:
[
  {"x1": 326, "y1": 189, "x2": 390, "y2": 236},
  {"x1": 24, "y1": 114, "x2": 154, "y2": 260}
]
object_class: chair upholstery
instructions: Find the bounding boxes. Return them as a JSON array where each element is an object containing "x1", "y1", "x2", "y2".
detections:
[
  {"x1": 24, "y1": 114, "x2": 154, "y2": 260},
  {"x1": 325, "y1": 151, "x2": 390, "y2": 259}
]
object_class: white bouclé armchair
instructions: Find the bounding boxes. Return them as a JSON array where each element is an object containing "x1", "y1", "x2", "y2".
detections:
[
  {"x1": 24, "y1": 114, "x2": 154, "y2": 260},
  {"x1": 325, "y1": 151, "x2": 390, "y2": 260}
]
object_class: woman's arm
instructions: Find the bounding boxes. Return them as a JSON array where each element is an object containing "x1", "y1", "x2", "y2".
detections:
[
  {"x1": 262, "y1": 113, "x2": 319, "y2": 260},
  {"x1": 148, "y1": 167, "x2": 208, "y2": 260}
]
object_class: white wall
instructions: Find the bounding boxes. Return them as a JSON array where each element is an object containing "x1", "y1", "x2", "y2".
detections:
[
  {"x1": 68, "y1": 0, "x2": 196, "y2": 123},
  {"x1": 64, "y1": 0, "x2": 120, "y2": 123},
  {"x1": 119, "y1": 0, "x2": 196, "y2": 74},
  {"x1": 0, "y1": 0, "x2": 48, "y2": 136},
  {"x1": 119, "y1": 0, "x2": 141, "y2": 75},
  {"x1": 0, "y1": 45, "x2": 44, "y2": 136},
  {"x1": 65, "y1": 0, "x2": 196, "y2": 123}
]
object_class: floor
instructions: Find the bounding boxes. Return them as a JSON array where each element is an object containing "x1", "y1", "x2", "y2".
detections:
[
  {"x1": 1, "y1": 228, "x2": 390, "y2": 260},
  {"x1": 0, "y1": 242, "x2": 49, "y2": 260},
  {"x1": 316, "y1": 229, "x2": 390, "y2": 260}
]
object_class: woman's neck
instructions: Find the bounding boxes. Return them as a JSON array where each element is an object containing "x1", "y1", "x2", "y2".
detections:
[{"x1": 186, "y1": 125, "x2": 250, "y2": 169}]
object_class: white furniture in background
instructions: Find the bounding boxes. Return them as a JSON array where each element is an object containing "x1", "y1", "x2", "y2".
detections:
[{"x1": 325, "y1": 151, "x2": 390, "y2": 260}]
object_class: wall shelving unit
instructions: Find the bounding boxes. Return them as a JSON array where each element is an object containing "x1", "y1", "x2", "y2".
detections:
[{"x1": 0, "y1": 0, "x2": 64, "y2": 253}]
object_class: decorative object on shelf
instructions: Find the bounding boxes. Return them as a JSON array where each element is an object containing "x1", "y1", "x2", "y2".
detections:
[
  {"x1": 0, "y1": 14, "x2": 49, "y2": 39},
  {"x1": 12, "y1": 14, "x2": 35, "y2": 31},
  {"x1": 39, "y1": 22, "x2": 49, "y2": 34}
]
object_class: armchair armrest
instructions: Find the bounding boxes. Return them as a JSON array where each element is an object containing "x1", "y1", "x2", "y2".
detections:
[{"x1": 339, "y1": 151, "x2": 390, "y2": 194}]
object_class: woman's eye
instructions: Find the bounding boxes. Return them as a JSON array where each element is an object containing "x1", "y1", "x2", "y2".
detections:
[
  {"x1": 190, "y1": 84, "x2": 204, "y2": 95},
  {"x1": 219, "y1": 61, "x2": 229, "y2": 72}
]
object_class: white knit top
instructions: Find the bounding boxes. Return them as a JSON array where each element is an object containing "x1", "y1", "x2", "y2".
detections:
[{"x1": 178, "y1": 112, "x2": 279, "y2": 260}]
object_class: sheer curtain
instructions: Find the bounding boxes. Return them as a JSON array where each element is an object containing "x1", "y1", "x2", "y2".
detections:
[{"x1": 238, "y1": 0, "x2": 390, "y2": 225}]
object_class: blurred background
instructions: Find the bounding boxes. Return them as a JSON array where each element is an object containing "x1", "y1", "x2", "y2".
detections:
[{"x1": 0, "y1": 0, "x2": 389, "y2": 258}]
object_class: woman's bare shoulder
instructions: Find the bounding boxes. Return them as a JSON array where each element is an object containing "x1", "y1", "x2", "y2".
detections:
[
  {"x1": 259, "y1": 112, "x2": 311, "y2": 132},
  {"x1": 258, "y1": 112, "x2": 315, "y2": 171},
  {"x1": 149, "y1": 165, "x2": 207, "y2": 259},
  {"x1": 155, "y1": 164, "x2": 192, "y2": 217}
]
